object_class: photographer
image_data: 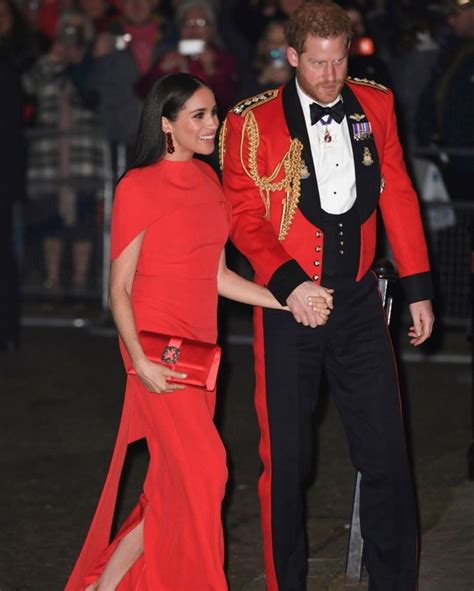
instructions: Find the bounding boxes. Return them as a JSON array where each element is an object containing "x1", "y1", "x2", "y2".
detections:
[
  {"x1": 23, "y1": 9, "x2": 103, "y2": 295},
  {"x1": 86, "y1": 0, "x2": 169, "y2": 161},
  {"x1": 137, "y1": 0, "x2": 237, "y2": 113}
]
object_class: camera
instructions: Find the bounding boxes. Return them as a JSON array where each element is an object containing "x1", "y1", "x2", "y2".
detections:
[{"x1": 178, "y1": 39, "x2": 205, "y2": 56}]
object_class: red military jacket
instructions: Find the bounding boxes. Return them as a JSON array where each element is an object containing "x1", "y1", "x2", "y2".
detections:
[{"x1": 220, "y1": 77, "x2": 433, "y2": 304}]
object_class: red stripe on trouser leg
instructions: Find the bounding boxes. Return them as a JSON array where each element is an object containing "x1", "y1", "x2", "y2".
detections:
[{"x1": 253, "y1": 307, "x2": 278, "y2": 590}]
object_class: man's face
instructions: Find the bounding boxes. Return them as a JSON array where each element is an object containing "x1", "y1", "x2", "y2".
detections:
[{"x1": 287, "y1": 33, "x2": 349, "y2": 104}]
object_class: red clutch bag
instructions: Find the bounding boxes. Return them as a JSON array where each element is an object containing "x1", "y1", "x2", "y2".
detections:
[{"x1": 128, "y1": 331, "x2": 221, "y2": 392}]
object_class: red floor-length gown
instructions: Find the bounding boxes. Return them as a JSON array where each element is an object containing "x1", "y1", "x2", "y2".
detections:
[{"x1": 65, "y1": 158, "x2": 230, "y2": 590}]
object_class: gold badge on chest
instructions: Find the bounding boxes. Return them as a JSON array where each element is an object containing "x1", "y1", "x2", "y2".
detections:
[
  {"x1": 300, "y1": 159, "x2": 310, "y2": 179},
  {"x1": 362, "y1": 147, "x2": 374, "y2": 166},
  {"x1": 349, "y1": 113, "x2": 366, "y2": 122}
]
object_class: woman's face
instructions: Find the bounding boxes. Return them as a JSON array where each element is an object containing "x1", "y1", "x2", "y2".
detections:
[
  {"x1": 163, "y1": 86, "x2": 219, "y2": 160},
  {"x1": 179, "y1": 6, "x2": 213, "y2": 42}
]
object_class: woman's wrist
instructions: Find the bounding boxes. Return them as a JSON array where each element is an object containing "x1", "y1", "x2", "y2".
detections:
[{"x1": 130, "y1": 351, "x2": 149, "y2": 372}]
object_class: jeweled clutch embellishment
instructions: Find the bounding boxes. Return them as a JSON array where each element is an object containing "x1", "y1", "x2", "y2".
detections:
[{"x1": 161, "y1": 345, "x2": 181, "y2": 364}]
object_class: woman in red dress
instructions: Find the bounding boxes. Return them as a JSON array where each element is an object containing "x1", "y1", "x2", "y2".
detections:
[{"x1": 65, "y1": 73, "x2": 330, "y2": 591}]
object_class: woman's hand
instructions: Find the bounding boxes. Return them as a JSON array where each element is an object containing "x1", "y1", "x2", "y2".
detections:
[
  {"x1": 306, "y1": 286, "x2": 335, "y2": 326},
  {"x1": 133, "y1": 358, "x2": 187, "y2": 394}
]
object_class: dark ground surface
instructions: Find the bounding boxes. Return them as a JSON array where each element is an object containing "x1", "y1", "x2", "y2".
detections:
[{"x1": 0, "y1": 306, "x2": 472, "y2": 591}]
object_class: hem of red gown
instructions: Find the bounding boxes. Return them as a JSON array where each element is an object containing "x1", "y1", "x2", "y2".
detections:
[{"x1": 80, "y1": 494, "x2": 148, "y2": 591}]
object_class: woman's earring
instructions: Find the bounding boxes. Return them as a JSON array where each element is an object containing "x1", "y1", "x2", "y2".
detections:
[{"x1": 166, "y1": 132, "x2": 175, "y2": 154}]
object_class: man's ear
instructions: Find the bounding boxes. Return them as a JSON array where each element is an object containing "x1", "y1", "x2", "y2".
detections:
[{"x1": 287, "y1": 46, "x2": 299, "y2": 68}]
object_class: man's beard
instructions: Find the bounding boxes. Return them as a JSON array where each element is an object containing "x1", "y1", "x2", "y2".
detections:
[{"x1": 297, "y1": 72, "x2": 346, "y2": 105}]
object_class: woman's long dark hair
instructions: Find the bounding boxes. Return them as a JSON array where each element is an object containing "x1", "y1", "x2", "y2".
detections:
[{"x1": 126, "y1": 73, "x2": 208, "y2": 174}]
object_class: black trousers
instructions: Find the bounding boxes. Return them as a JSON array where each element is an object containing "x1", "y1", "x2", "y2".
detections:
[{"x1": 254, "y1": 272, "x2": 417, "y2": 591}]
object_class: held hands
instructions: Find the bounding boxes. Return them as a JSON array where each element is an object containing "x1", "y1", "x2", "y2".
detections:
[
  {"x1": 133, "y1": 357, "x2": 187, "y2": 394},
  {"x1": 287, "y1": 281, "x2": 334, "y2": 328},
  {"x1": 408, "y1": 300, "x2": 434, "y2": 346}
]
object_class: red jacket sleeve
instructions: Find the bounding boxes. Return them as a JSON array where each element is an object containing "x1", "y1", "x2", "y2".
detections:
[{"x1": 222, "y1": 111, "x2": 308, "y2": 300}]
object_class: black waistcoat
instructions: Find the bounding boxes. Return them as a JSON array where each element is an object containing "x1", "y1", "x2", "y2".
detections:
[
  {"x1": 320, "y1": 206, "x2": 360, "y2": 279},
  {"x1": 281, "y1": 79, "x2": 382, "y2": 280}
]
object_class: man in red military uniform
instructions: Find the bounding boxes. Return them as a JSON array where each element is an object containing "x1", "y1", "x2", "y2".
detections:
[{"x1": 220, "y1": 1, "x2": 434, "y2": 589}]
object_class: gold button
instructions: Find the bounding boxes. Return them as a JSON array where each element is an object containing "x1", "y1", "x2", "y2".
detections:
[
  {"x1": 315, "y1": 246, "x2": 321, "y2": 252},
  {"x1": 315, "y1": 231, "x2": 321, "y2": 238},
  {"x1": 313, "y1": 274, "x2": 319, "y2": 281},
  {"x1": 314, "y1": 261, "x2": 320, "y2": 266}
]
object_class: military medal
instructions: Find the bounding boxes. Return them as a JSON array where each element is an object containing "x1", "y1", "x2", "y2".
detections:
[
  {"x1": 300, "y1": 159, "x2": 310, "y2": 179},
  {"x1": 362, "y1": 147, "x2": 374, "y2": 166},
  {"x1": 320, "y1": 115, "x2": 333, "y2": 143},
  {"x1": 352, "y1": 121, "x2": 373, "y2": 141}
]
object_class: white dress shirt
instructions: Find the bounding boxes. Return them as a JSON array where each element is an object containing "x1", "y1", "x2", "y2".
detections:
[{"x1": 295, "y1": 78, "x2": 357, "y2": 215}]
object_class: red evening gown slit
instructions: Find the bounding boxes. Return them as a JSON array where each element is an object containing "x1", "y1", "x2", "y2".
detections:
[{"x1": 65, "y1": 159, "x2": 230, "y2": 591}]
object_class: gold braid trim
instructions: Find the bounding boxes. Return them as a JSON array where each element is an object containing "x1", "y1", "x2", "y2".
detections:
[
  {"x1": 347, "y1": 76, "x2": 388, "y2": 93},
  {"x1": 240, "y1": 110, "x2": 303, "y2": 241},
  {"x1": 218, "y1": 118, "x2": 227, "y2": 171}
]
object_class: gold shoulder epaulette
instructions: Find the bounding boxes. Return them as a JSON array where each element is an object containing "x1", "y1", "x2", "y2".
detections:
[
  {"x1": 232, "y1": 89, "x2": 279, "y2": 116},
  {"x1": 347, "y1": 77, "x2": 388, "y2": 93}
]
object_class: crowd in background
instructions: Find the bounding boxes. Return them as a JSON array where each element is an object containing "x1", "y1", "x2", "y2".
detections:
[{"x1": 0, "y1": 0, "x2": 473, "y2": 350}]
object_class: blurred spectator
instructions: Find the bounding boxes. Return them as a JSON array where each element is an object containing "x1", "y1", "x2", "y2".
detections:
[
  {"x1": 342, "y1": 1, "x2": 391, "y2": 86},
  {"x1": 87, "y1": 0, "x2": 169, "y2": 161},
  {"x1": 24, "y1": 9, "x2": 103, "y2": 294},
  {"x1": 79, "y1": 0, "x2": 118, "y2": 34},
  {"x1": 0, "y1": 56, "x2": 24, "y2": 350},
  {"x1": 388, "y1": 8, "x2": 440, "y2": 148},
  {"x1": 238, "y1": 19, "x2": 291, "y2": 98},
  {"x1": 0, "y1": 0, "x2": 41, "y2": 73},
  {"x1": 417, "y1": 0, "x2": 474, "y2": 201},
  {"x1": 137, "y1": 0, "x2": 237, "y2": 113},
  {"x1": 233, "y1": 0, "x2": 303, "y2": 46},
  {"x1": 25, "y1": 0, "x2": 74, "y2": 43}
]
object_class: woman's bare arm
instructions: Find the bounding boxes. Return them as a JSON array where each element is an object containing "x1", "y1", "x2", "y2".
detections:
[
  {"x1": 217, "y1": 250, "x2": 332, "y2": 318},
  {"x1": 109, "y1": 233, "x2": 186, "y2": 393}
]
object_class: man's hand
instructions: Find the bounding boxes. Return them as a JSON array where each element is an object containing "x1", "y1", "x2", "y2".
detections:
[
  {"x1": 408, "y1": 300, "x2": 434, "y2": 346},
  {"x1": 286, "y1": 281, "x2": 334, "y2": 328}
]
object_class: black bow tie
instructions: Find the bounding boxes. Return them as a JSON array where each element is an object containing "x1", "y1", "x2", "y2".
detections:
[{"x1": 310, "y1": 100, "x2": 345, "y2": 125}]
